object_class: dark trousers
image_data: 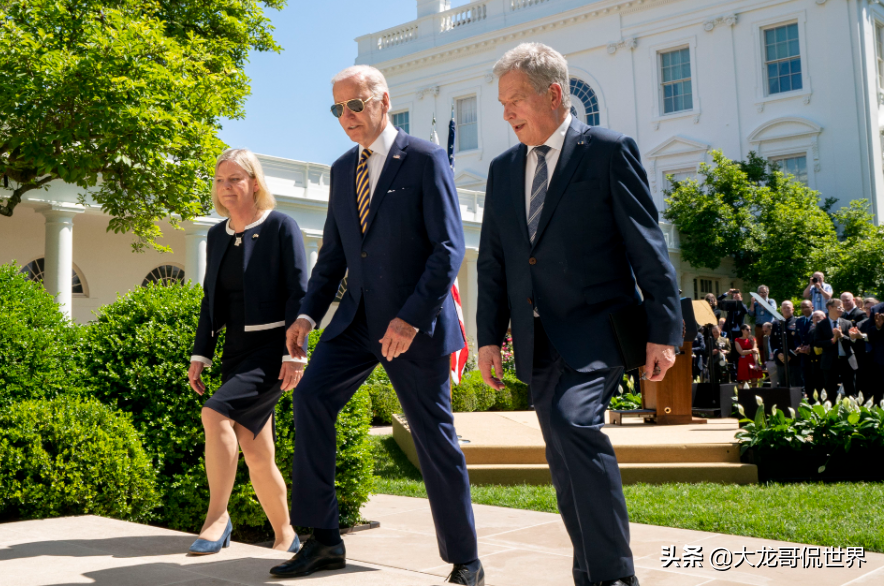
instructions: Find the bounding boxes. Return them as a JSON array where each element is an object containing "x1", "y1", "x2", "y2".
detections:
[
  {"x1": 838, "y1": 356, "x2": 857, "y2": 396},
  {"x1": 289, "y1": 303, "x2": 478, "y2": 564},
  {"x1": 776, "y1": 358, "x2": 803, "y2": 388},
  {"x1": 532, "y1": 318, "x2": 633, "y2": 586}
]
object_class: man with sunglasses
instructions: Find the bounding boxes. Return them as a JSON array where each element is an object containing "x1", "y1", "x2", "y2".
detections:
[{"x1": 270, "y1": 65, "x2": 483, "y2": 586}]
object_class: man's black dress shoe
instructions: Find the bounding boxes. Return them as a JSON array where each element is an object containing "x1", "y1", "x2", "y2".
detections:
[
  {"x1": 268, "y1": 536, "x2": 346, "y2": 577},
  {"x1": 594, "y1": 576, "x2": 640, "y2": 586},
  {"x1": 445, "y1": 561, "x2": 484, "y2": 585}
]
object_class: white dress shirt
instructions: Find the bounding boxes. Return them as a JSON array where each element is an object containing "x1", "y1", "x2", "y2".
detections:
[
  {"x1": 524, "y1": 114, "x2": 572, "y2": 219},
  {"x1": 297, "y1": 122, "x2": 404, "y2": 332}
]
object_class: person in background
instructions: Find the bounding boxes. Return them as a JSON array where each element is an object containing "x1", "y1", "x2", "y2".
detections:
[
  {"x1": 710, "y1": 325, "x2": 731, "y2": 384},
  {"x1": 718, "y1": 317, "x2": 727, "y2": 334},
  {"x1": 803, "y1": 272, "x2": 833, "y2": 313},
  {"x1": 815, "y1": 298, "x2": 858, "y2": 396},
  {"x1": 705, "y1": 293, "x2": 722, "y2": 321},
  {"x1": 718, "y1": 289, "x2": 747, "y2": 382},
  {"x1": 796, "y1": 300, "x2": 815, "y2": 394},
  {"x1": 864, "y1": 297, "x2": 880, "y2": 314},
  {"x1": 735, "y1": 324, "x2": 763, "y2": 387},
  {"x1": 692, "y1": 330, "x2": 706, "y2": 380},
  {"x1": 770, "y1": 300, "x2": 802, "y2": 387},
  {"x1": 856, "y1": 302, "x2": 884, "y2": 404},
  {"x1": 841, "y1": 292, "x2": 869, "y2": 395},
  {"x1": 749, "y1": 285, "x2": 776, "y2": 362},
  {"x1": 762, "y1": 322, "x2": 777, "y2": 385},
  {"x1": 807, "y1": 311, "x2": 827, "y2": 395}
]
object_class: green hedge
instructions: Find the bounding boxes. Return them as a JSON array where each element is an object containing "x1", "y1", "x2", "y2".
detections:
[
  {"x1": 0, "y1": 396, "x2": 159, "y2": 522},
  {"x1": 0, "y1": 263, "x2": 83, "y2": 406}
]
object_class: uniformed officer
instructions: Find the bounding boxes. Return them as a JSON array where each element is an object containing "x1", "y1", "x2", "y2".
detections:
[
  {"x1": 770, "y1": 300, "x2": 802, "y2": 387},
  {"x1": 795, "y1": 300, "x2": 814, "y2": 394}
]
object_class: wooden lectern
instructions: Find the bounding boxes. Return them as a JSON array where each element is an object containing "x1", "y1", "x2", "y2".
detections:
[{"x1": 640, "y1": 301, "x2": 717, "y2": 425}]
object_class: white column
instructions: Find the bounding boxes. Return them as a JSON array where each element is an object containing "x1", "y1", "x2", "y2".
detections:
[
  {"x1": 183, "y1": 220, "x2": 215, "y2": 286},
  {"x1": 40, "y1": 204, "x2": 85, "y2": 318},
  {"x1": 306, "y1": 237, "x2": 320, "y2": 278},
  {"x1": 465, "y1": 248, "x2": 479, "y2": 351}
]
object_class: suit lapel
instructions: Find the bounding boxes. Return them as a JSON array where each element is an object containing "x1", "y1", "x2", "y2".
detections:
[
  {"x1": 511, "y1": 144, "x2": 529, "y2": 243},
  {"x1": 363, "y1": 130, "x2": 408, "y2": 238},
  {"x1": 339, "y1": 146, "x2": 360, "y2": 237},
  {"x1": 205, "y1": 226, "x2": 227, "y2": 296},
  {"x1": 531, "y1": 118, "x2": 591, "y2": 250}
]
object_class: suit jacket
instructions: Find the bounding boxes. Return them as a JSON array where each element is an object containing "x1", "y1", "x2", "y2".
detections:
[
  {"x1": 770, "y1": 316, "x2": 801, "y2": 366},
  {"x1": 477, "y1": 118, "x2": 682, "y2": 380},
  {"x1": 717, "y1": 293, "x2": 748, "y2": 336},
  {"x1": 192, "y1": 210, "x2": 309, "y2": 363},
  {"x1": 860, "y1": 302, "x2": 884, "y2": 365},
  {"x1": 796, "y1": 315, "x2": 814, "y2": 346},
  {"x1": 813, "y1": 316, "x2": 855, "y2": 370},
  {"x1": 299, "y1": 129, "x2": 465, "y2": 358}
]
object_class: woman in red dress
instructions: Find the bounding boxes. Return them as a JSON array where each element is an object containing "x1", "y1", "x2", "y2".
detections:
[{"x1": 735, "y1": 324, "x2": 764, "y2": 387}]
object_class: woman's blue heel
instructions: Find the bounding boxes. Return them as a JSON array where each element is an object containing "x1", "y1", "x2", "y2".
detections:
[
  {"x1": 189, "y1": 518, "x2": 233, "y2": 555},
  {"x1": 288, "y1": 533, "x2": 301, "y2": 553}
]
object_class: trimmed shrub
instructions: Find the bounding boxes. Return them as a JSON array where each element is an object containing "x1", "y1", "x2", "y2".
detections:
[
  {"x1": 79, "y1": 287, "x2": 373, "y2": 534},
  {"x1": 367, "y1": 382, "x2": 401, "y2": 425},
  {"x1": 0, "y1": 396, "x2": 159, "y2": 522},
  {"x1": 451, "y1": 370, "x2": 530, "y2": 413},
  {"x1": 0, "y1": 262, "x2": 83, "y2": 406}
]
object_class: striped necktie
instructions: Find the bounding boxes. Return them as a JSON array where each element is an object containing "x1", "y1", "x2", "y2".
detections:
[
  {"x1": 356, "y1": 148, "x2": 372, "y2": 233},
  {"x1": 528, "y1": 145, "x2": 551, "y2": 243}
]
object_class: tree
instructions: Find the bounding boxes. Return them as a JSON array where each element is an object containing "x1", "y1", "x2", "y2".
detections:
[
  {"x1": 0, "y1": 0, "x2": 284, "y2": 251},
  {"x1": 815, "y1": 200, "x2": 884, "y2": 298},
  {"x1": 663, "y1": 150, "x2": 838, "y2": 299}
]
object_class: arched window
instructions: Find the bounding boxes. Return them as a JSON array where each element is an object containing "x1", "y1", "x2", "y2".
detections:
[
  {"x1": 20, "y1": 258, "x2": 86, "y2": 296},
  {"x1": 569, "y1": 78, "x2": 600, "y2": 127},
  {"x1": 143, "y1": 265, "x2": 186, "y2": 287}
]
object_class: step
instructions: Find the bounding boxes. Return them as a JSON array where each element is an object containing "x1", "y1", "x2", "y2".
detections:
[
  {"x1": 456, "y1": 443, "x2": 742, "y2": 465},
  {"x1": 462, "y1": 463, "x2": 758, "y2": 486}
]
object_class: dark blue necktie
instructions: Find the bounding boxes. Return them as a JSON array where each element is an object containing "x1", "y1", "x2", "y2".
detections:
[{"x1": 528, "y1": 145, "x2": 551, "y2": 243}]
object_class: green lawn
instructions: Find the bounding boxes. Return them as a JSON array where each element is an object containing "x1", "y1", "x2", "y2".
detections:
[{"x1": 370, "y1": 435, "x2": 884, "y2": 552}]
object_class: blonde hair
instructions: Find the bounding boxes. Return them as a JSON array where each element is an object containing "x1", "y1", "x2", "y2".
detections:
[{"x1": 211, "y1": 148, "x2": 276, "y2": 218}]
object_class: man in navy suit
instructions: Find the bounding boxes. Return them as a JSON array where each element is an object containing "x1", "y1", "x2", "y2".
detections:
[
  {"x1": 269, "y1": 65, "x2": 483, "y2": 586},
  {"x1": 477, "y1": 44, "x2": 683, "y2": 586}
]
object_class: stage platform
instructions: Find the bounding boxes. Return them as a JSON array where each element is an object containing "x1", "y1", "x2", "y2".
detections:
[{"x1": 393, "y1": 412, "x2": 758, "y2": 485}]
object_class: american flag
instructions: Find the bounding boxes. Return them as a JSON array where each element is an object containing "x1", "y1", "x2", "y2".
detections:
[{"x1": 450, "y1": 278, "x2": 469, "y2": 385}]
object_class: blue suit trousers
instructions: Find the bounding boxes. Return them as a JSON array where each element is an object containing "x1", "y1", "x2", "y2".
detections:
[
  {"x1": 289, "y1": 302, "x2": 478, "y2": 564},
  {"x1": 531, "y1": 318, "x2": 633, "y2": 585}
]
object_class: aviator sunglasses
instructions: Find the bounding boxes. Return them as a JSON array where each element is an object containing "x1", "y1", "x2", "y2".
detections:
[{"x1": 330, "y1": 95, "x2": 377, "y2": 118}]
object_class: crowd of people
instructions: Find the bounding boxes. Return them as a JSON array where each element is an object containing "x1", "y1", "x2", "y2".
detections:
[{"x1": 692, "y1": 272, "x2": 884, "y2": 403}]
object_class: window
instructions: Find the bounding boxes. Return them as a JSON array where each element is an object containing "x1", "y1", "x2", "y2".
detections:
[
  {"x1": 143, "y1": 265, "x2": 185, "y2": 287},
  {"x1": 20, "y1": 258, "x2": 85, "y2": 296},
  {"x1": 764, "y1": 23, "x2": 802, "y2": 95},
  {"x1": 456, "y1": 96, "x2": 478, "y2": 152},
  {"x1": 569, "y1": 79, "x2": 600, "y2": 126},
  {"x1": 391, "y1": 111, "x2": 410, "y2": 134},
  {"x1": 693, "y1": 277, "x2": 720, "y2": 300},
  {"x1": 770, "y1": 155, "x2": 808, "y2": 185},
  {"x1": 660, "y1": 48, "x2": 693, "y2": 114},
  {"x1": 664, "y1": 170, "x2": 696, "y2": 192},
  {"x1": 877, "y1": 24, "x2": 884, "y2": 88}
]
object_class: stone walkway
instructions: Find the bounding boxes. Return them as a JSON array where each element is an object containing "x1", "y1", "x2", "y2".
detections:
[{"x1": 2, "y1": 494, "x2": 882, "y2": 586}]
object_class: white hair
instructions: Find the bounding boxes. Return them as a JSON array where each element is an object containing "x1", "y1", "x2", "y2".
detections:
[
  {"x1": 331, "y1": 65, "x2": 390, "y2": 102},
  {"x1": 493, "y1": 42, "x2": 571, "y2": 109}
]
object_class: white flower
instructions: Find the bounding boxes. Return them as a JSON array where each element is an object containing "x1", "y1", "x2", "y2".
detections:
[
  {"x1": 865, "y1": 398, "x2": 874, "y2": 409},
  {"x1": 756, "y1": 395, "x2": 764, "y2": 407},
  {"x1": 821, "y1": 389, "x2": 828, "y2": 402},
  {"x1": 788, "y1": 407, "x2": 797, "y2": 419},
  {"x1": 857, "y1": 392, "x2": 865, "y2": 405},
  {"x1": 880, "y1": 399, "x2": 884, "y2": 409},
  {"x1": 845, "y1": 398, "x2": 854, "y2": 409},
  {"x1": 824, "y1": 400, "x2": 832, "y2": 410},
  {"x1": 736, "y1": 403, "x2": 746, "y2": 417},
  {"x1": 813, "y1": 390, "x2": 820, "y2": 402},
  {"x1": 771, "y1": 405, "x2": 778, "y2": 417}
]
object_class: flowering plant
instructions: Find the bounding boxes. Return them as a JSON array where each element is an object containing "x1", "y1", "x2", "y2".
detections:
[
  {"x1": 500, "y1": 334, "x2": 516, "y2": 372},
  {"x1": 609, "y1": 374, "x2": 642, "y2": 410}
]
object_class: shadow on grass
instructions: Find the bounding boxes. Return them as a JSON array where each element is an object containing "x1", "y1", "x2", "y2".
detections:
[{"x1": 371, "y1": 436, "x2": 422, "y2": 482}]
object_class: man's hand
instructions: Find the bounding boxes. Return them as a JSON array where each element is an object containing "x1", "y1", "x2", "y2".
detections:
[
  {"x1": 379, "y1": 318, "x2": 417, "y2": 361},
  {"x1": 286, "y1": 318, "x2": 314, "y2": 359},
  {"x1": 849, "y1": 327, "x2": 861, "y2": 340},
  {"x1": 188, "y1": 361, "x2": 207, "y2": 395},
  {"x1": 642, "y1": 342, "x2": 676, "y2": 382},
  {"x1": 833, "y1": 327, "x2": 843, "y2": 340},
  {"x1": 778, "y1": 352, "x2": 785, "y2": 362},
  {"x1": 279, "y1": 362, "x2": 304, "y2": 392},
  {"x1": 478, "y1": 345, "x2": 506, "y2": 390}
]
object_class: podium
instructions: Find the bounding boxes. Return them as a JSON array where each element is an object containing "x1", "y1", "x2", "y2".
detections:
[{"x1": 640, "y1": 341, "x2": 703, "y2": 425}]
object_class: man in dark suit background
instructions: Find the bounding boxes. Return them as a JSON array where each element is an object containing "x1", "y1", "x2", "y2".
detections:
[
  {"x1": 477, "y1": 43, "x2": 682, "y2": 586},
  {"x1": 856, "y1": 302, "x2": 884, "y2": 404},
  {"x1": 795, "y1": 300, "x2": 815, "y2": 393},
  {"x1": 814, "y1": 298, "x2": 858, "y2": 396},
  {"x1": 840, "y1": 292, "x2": 870, "y2": 394},
  {"x1": 770, "y1": 300, "x2": 802, "y2": 387},
  {"x1": 272, "y1": 65, "x2": 483, "y2": 585}
]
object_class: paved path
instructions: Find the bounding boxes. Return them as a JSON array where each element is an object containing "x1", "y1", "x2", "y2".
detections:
[{"x1": 2, "y1": 494, "x2": 882, "y2": 585}]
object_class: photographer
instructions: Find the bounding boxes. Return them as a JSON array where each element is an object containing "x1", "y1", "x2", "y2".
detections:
[
  {"x1": 803, "y1": 272, "x2": 833, "y2": 313},
  {"x1": 710, "y1": 325, "x2": 731, "y2": 383},
  {"x1": 749, "y1": 286, "x2": 776, "y2": 362},
  {"x1": 705, "y1": 293, "x2": 722, "y2": 321}
]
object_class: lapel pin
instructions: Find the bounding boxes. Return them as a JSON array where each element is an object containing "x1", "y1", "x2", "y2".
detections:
[
  {"x1": 578, "y1": 141, "x2": 585, "y2": 145},
  {"x1": 252, "y1": 234, "x2": 259, "y2": 239},
  {"x1": 393, "y1": 154, "x2": 401, "y2": 159}
]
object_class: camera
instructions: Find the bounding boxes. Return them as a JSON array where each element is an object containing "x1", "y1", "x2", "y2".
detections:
[{"x1": 811, "y1": 277, "x2": 819, "y2": 283}]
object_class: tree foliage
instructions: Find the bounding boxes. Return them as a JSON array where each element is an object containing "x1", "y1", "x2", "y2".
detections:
[
  {"x1": 0, "y1": 0, "x2": 284, "y2": 251},
  {"x1": 663, "y1": 150, "x2": 884, "y2": 299}
]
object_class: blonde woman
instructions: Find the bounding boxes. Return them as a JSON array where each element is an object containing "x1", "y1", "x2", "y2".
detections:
[{"x1": 187, "y1": 149, "x2": 309, "y2": 554}]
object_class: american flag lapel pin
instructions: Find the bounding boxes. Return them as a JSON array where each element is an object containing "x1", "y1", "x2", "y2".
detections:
[
  {"x1": 393, "y1": 154, "x2": 401, "y2": 159},
  {"x1": 252, "y1": 234, "x2": 259, "y2": 239}
]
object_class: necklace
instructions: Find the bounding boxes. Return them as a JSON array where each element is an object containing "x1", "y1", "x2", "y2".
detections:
[{"x1": 233, "y1": 208, "x2": 260, "y2": 247}]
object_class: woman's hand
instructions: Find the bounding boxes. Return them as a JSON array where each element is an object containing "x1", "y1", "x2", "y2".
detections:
[
  {"x1": 279, "y1": 362, "x2": 304, "y2": 392},
  {"x1": 188, "y1": 361, "x2": 207, "y2": 395}
]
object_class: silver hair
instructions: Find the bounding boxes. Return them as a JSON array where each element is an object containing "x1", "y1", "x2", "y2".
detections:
[
  {"x1": 331, "y1": 65, "x2": 390, "y2": 102},
  {"x1": 493, "y1": 42, "x2": 571, "y2": 108}
]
